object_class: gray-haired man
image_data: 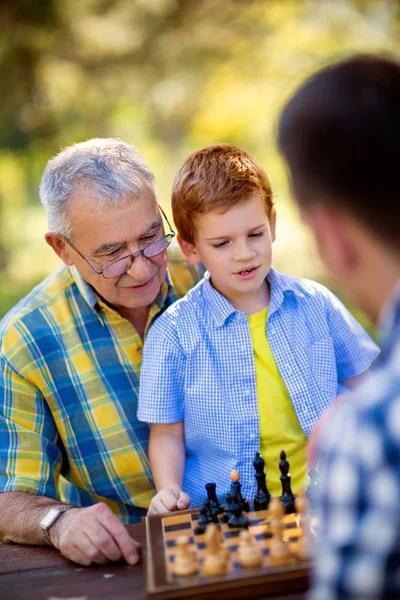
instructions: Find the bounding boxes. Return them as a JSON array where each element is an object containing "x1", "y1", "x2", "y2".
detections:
[{"x1": 0, "y1": 138, "x2": 201, "y2": 566}]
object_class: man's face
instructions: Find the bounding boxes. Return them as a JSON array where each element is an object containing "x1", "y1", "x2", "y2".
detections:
[
  {"x1": 59, "y1": 188, "x2": 168, "y2": 313},
  {"x1": 181, "y1": 193, "x2": 276, "y2": 307}
]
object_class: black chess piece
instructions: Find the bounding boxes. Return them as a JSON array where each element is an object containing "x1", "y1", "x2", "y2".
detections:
[
  {"x1": 253, "y1": 452, "x2": 271, "y2": 511},
  {"x1": 194, "y1": 505, "x2": 209, "y2": 534},
  {"x1": 279, "y1": 450, "x2": 296, "y2": 514},
  {"x1": 227, "y1": 495, "x2": 249, "y2": 529},
  {"x1": 222, "y1": 493, "x2": 234, "y2": 523},
  {"x1": 205, "y1": 482, "x2": 223, "y2": 515},
  {"x1": 205, "y1": 503, "x2": 219, "y2": 524},
  {"x1": 306, "y1": 468, "x2": 319, "y2": 513},
  {"x1": 229, "y1": 470, "x2": 250, "y2": 513}
]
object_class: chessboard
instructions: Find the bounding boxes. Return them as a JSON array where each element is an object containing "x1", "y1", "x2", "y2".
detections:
[{"x1": 144, "y1": 506, "x2": 313, "y2": 600}]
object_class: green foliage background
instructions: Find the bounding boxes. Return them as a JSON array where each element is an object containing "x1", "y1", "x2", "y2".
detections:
[{"x1": 1, "y1": 0, "x2": 399, "y2": 336}]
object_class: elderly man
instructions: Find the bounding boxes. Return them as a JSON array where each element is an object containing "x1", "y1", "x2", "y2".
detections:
[
  {"x1": 278, "y1": 55, "x2": 400, "y2": 598},
  {"x1": 0, "y1": 138, "x2": 201, "y2": 566}
]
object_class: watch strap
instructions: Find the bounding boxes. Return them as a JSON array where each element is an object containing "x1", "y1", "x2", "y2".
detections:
[{"x1": 41, "y1": 505, "x2": 75, "y2": 543}]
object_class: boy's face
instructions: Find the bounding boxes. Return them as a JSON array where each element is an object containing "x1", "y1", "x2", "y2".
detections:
[{"x1": 179, "y1": 193, "x2": 276, "y2": 308}]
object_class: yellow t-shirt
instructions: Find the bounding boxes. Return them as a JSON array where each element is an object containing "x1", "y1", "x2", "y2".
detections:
[{"x1": 248, "y1": 307, "x2": 308, "y2": 496}]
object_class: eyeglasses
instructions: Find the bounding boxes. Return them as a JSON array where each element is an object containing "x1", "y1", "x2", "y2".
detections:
[{"x1": 59, "y1": 205, "x2": 175, "y2": 279}]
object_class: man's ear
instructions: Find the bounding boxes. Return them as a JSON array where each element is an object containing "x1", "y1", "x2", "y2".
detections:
[
  {"x1": 44, "y1": 232, "x2": 74, "y2": 266},
  {"x1": 177, "y1": 234, "x2": 202, "y2": 264},
  {"x1": 302, "y1": 204, "x2": 358, "y2": 276}
]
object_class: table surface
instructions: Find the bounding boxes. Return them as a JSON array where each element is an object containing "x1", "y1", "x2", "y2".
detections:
[{"x1": 0, "y1": 522, "x2": 307, "y2": 600}]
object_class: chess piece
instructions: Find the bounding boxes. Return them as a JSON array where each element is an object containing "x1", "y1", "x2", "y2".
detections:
[
  {"x1": 253, "y1": 452, "x2": 271, "y2": 511},
  {"x1": 306, "y1": 468, "x2": 319, "y2": 513},
  {"x1": 222, "y1": 493, "x2": 234, "y2": 523},
  {"x1": 174, "y1": 536, "x2": 199, "y2": 577},
  {"x1": 238, "y1": 529, "x2": 263, "y2": 568},
  {"x1": 227, "y1": 493, "x2": 249, "y2": 529},
  {"x1": 205, "y1": 482, "x2": 223, "y2": 515},
  {"x1": 279, "y1": 450, "x2": 296, "y2": 514},
  {"x1": 268, "y1": 497, "x2": 293, "y2": 566},
  {"x1": 201, "y1": 524, "x2": 229, "y2": 577},
  {"x1": 294, "y1": 488, "x2": 310, "y2": 560},
  {"x1": 230, "y1": 469, "x2": 250, "y2": 512},
  {"x1": 195, "y1": 505, "x2": 209, "y2": 534}
]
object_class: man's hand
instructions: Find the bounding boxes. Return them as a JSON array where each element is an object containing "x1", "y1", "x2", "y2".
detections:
[
  {"x1": 147, "y1": 488, "x2": 190, "y2": 515},
  {"x1": 50, "y1": 503, "x2": 141, "y2": 566}
]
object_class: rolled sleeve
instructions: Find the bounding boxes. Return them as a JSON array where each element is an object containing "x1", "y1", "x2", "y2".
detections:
[
  {"x1": 0, "y1": 355, "x2": 63, "y2": 498},
  {"x1": 138, "y1": 316, "x2": 186, "y2": 424}
]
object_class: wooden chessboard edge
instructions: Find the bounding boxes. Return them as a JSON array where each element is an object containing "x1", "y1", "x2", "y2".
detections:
[{"x1": 146, "y1": 564, "x2": 311, "y2": 599}]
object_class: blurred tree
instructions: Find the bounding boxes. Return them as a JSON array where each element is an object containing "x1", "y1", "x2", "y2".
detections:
[{"x1": 0, "y1": 0, "x2": 398, "y2": 323}]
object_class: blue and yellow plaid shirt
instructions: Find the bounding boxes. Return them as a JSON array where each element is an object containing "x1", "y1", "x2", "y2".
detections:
[{"x1": 0, "y1": 245, "x2": 201, "y2": 523}]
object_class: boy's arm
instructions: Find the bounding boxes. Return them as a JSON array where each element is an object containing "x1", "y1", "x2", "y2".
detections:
[{"x1": 147, "y1": 422, "x2": 190, "y2": 515}]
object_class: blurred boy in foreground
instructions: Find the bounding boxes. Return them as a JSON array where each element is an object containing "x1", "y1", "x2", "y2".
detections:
[{"x1": 279, "y1": 54, "x2": 400, "y2": 598}]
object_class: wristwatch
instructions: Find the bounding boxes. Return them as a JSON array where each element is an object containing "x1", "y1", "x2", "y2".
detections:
[{"x1": 40, "y1": 505, "x2": 75, "y2": 543}]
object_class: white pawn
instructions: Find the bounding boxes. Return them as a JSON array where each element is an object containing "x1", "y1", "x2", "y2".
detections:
[
  {"x1": 201, "y1": 524, "x2": 229, "y2": 577},
  {"x1": 174, "y1": 536, "x2": 199, "y2": 577},
  {"x1": 268, "y1": 497, "x2": 293, "y2": 566},
  {"x1": 238, "y1": 529, "x2": 263, "y2": 568}
]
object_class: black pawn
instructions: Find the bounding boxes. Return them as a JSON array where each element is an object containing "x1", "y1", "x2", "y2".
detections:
[
  {"x1": 253, "y1": 452, "x2": 271, "y2": 511},
  {"x1": 306, "y1": 468, "x2": 319, "y2": 513},
  {"x1": 205, "y1": 483, "x2": 223, "y2": 516},
  {"x1": 279, "y1": 450, "x2": 295, "y2": 514}
]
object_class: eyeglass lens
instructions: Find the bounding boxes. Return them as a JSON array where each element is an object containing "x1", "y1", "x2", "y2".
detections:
[{"x1": 102, "y1": 235, "x2": 173, "y2": 278}]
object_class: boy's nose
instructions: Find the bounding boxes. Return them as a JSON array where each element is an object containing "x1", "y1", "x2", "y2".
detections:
[{"x1": 232, "y1": 240, "x2": 255, "y2": 262}]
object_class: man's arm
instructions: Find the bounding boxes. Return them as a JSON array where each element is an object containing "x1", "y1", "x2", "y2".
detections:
[
  {"x1": 147, "y1": 422, "x2": 190, "y2": 514},
  {"x1": 0, "y1": 492, "x2": 141, "y2": 566}
]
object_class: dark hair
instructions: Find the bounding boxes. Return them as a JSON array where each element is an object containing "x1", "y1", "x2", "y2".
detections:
[
  {"x1": 172, "y1": 144, "x2": 274, "y2": 244},
  {"x1": 278, "y1": 54, "x2": 400, "y2": 250}
]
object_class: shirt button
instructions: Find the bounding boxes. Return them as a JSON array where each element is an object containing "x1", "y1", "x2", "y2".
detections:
[
  {"x1": 285, "y1": 364, "x2": 291, "y2": 374},
  {"x1": 250, "y1": 433, "x2": 256, "y2": 440},
  {"x1": 247, "y1": 480, "x2": 253, "y2": 487},
  {"x1": 244, "y1": 390, "x2": 250, "y2": 397}
]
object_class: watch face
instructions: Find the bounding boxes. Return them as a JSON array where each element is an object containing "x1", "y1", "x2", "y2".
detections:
[{"x1": 40, "y1": 508, "x2": 61, "y2": 530}]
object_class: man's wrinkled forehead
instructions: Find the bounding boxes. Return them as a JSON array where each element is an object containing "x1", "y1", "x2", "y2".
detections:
[{"x1": 68, "y1": 186, "x2": 161, "y2": 248}]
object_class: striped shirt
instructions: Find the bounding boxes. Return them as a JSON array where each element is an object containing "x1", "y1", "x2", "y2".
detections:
[
  {"x1": 138, "y1": 268, "x2": 379, "y2": 508},
  {"x1": 310, "y1": 281, "x2": 400, "y2": 599},
  {"x1": 0, "y1": 245, "x2": 201, "y2": 524}
]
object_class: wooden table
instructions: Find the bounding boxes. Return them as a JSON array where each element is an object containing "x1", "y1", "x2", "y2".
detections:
[{"x1": 0, "y1": 523, "x2": 307, "y2": 600}]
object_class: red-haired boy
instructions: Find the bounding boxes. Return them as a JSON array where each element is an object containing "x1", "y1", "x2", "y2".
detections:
[{"x1": 138, "y1": 144, "x2": 378, "y2": 513}]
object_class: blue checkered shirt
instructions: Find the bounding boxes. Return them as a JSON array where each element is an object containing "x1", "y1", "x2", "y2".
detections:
[
  {"x1": 310, "y1": 281, "x2": 400, "y2": 599},
  {"x1": 138, "y1": 268, "x2": 379, "y2": 508}
]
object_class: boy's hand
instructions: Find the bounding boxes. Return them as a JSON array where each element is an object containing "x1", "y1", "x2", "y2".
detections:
[{"x1": 147, "y1": 488, "x2": 190, "y2": 515}]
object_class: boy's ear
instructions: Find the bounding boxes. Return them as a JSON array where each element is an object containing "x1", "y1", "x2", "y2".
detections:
[
  {"x1": 269, "y1": 208, "x2": 277, "y2": 243},
  {"x1": 177, "y1": 234, "x2": 202, "y2": 264}
]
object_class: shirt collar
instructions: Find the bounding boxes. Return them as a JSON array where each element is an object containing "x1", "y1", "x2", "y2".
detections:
[
  {"x1": 203, "y1": 267, "x2": 306, "y2": 327},
  {"x1": 71, "y1": 266, "x2": 174, "y2": 316}
]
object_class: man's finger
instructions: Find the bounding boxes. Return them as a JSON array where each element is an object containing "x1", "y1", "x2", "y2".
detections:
[
  {"x1": 97, "y1": 507, "x2": 141, "y2": 565},
  {"x1": 86, "y1": 525, "x2": 123, "y2": 562}
]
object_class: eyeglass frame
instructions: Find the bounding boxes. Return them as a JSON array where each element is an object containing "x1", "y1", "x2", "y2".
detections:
[{"x1": 58, "y1": 205, "x2": 176, "y2": 279}]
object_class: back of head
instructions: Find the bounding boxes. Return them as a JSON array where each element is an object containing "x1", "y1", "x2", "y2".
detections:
[
  {"x1": 172, "y1": 143, "x2": 274, "y2": 244},
  {"x1": 40, "y1": 138, "x2": 156, "y2": 238},
  {"x1": 278, "y1": 54, "x2": 400, "y2": 251}
]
